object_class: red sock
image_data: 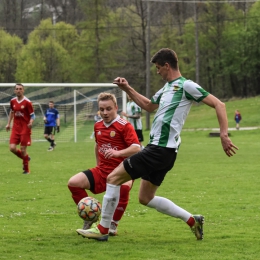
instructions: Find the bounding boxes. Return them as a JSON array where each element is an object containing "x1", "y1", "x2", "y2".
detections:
[
  {"x1": 22, "y1": 154, "x2": 30, "y2": 172},
  {"x1": 15, "y1": 149, "x2": 23, "y2": 159},
  {"x1": 186, "y1": 216, "x2": 195, "y2": 227},
  {"x1": 68, "y1": 185, "x2": 88, "y2": 204},
  {"x1": 112, "y1": 184, "x2": 130, "y2": 222},
  {"x1": 23, "y1": 154, "x2": 29, "y2": 163},
  {"x1": 97, "y1": 224, "x2": 109, "y2": 234}
]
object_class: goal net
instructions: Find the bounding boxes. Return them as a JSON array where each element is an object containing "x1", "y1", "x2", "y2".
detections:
[{"x1": 0, "y1": 83, "x2": 125, "y2": 143}]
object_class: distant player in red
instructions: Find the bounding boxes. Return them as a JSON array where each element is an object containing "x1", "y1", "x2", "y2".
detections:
[
  {"x1": 68, "y1": 92, "x2": 140, "y2": 236},
  {"x1": 5, "y1": 83, "x2": 35, "y2": 174}
]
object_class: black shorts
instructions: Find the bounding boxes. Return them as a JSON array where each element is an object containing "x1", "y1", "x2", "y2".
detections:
[
  {"x1": 135, "y1": 129, "x2": 144, "y2": 142},
  {"x1": 123, "y1": 144, "x2": 177, "y2": 186},
  {"x1": 44, "y1": 126, "x2": 55, "y2": 135}
]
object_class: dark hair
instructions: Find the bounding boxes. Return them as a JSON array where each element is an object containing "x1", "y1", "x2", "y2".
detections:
[
  {"x1": 49, "y1": 101, "x2": 54, "y2": 104},
  {"x1": 151, "y1": 48, "x2": 179, "y2": 70},
  {"x1": 15, "y1": 83, "x2": 24, "y2": 88}
]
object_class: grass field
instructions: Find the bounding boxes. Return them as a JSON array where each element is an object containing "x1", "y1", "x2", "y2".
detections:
[{"x1": 1, "y1": 97, "x2": 260, "y2": 260}]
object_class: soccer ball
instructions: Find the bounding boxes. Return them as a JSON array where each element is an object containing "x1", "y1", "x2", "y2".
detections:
[{"x1": 77, "y1": 197, "x2": 101, "y2": 222}]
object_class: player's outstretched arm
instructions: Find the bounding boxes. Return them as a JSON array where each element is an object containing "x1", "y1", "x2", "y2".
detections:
[
  {"x1": 202, "y1": 94, "x2": 238, "y2": 157},
  {"x1": 113, "y1": 77, "x2": 158, "y2": 113}
]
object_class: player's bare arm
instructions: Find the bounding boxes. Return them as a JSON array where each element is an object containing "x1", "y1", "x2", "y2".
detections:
[
  {"x1": 94, "y1": 143, "x2": 100, "y2": 165},
  {"x1": 202, "y1": 94, "x2": 238, "y2": 157},
  {"x1": 28, "y1": 113, "x2": 35, "y2": 129},
  {"x1": 104, "y1": 144, "x2": 141, "y2": 159},
  {"x1": 5, "y1": 111, "x2": 14, "y2": 132},
  {"x1": 113, "y1": 77, "x2": 158, "y2": 112}
]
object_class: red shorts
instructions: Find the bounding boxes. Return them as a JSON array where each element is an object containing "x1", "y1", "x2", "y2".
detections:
[
  {"x1": 88, "y1": 167, "x2": 108, "y2": 194},
  {"x1": 10, "y1": 132, "x2": 31, "y2": 146}
]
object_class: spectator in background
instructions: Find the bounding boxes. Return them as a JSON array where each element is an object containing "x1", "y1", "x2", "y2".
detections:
[
  {"x1": 121, "y1": 95, "x2": 144, "y2": 147},
  {"x1": 44, "y1": 101, "x2": 60, "y2": 151},
  {"x1": 234, "y1": 110, "x2": 242, "y2": 130},
  {"x1": 90, "y1": 111, "x2": 101, "y2": 139},
  {"x1": 5, "y1": 83, "x2": 35, "y2": 174}
]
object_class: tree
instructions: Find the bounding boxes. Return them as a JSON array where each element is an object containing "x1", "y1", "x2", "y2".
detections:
[
  {"x1": 72, "y1": 0, "x2": 125, "y2": 83},
  {"x1": 15, "y1": 19, "x2": 76, "y2": 82},
  {"x1": 0, "y1": 29, "x2": 23, "y2": 82}
]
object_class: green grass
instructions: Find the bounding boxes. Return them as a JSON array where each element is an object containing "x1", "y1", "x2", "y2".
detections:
[
  {"x1": 183, "y1": 96, "x2": 260, "y2": 128},
  {"x1": 1, "y1": 97, "x2": 260, "y2": 259}
]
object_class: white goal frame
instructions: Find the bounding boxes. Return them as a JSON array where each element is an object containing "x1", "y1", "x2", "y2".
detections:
[{"x1": 0, "y1": 83, "x2": 127, "y2": 143}]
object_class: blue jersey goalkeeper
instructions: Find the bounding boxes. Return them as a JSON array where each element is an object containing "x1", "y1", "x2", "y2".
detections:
[{"x1": 43, "y1": 101, "x2": 60, "y2": 151}]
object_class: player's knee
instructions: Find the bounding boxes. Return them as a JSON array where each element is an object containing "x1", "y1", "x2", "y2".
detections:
[
  {"x1": 9, "y1": 146, "x2": 16, "y2": 153},
  {"x1": 68, "y1": 176, "x2": 77, "y2": 187},
  {"x1": 68, "y1": 173, "x2": 89, "y2": 189},
  {"x1": 139, "y1": 195, "x2": 153, "y2": 206},
  {"x1": 107, "y1": 173, "x2": 121, "y2": 185}
]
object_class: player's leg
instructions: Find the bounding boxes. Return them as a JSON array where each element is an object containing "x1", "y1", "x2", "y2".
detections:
[
  {"x1": 68, "y1": 171, "x2": 92, "y2": 228},
  {"x1": 76, "y1": 162, "x2": 131, "y2": 241},
  {"x1": 9, "y1": 143, "x2": 21, "y2": 157},
  {"x1": 109, "y1": 180, "x2": 133, "y2": 236},
  {"x1": 44, "y1": 127, "x2": 54, "y2": 150},
  {"x1": 68, "y1": 168, "x2": 107, "y2": 230},
  {"x1": 50, "y1": 128, "x2": 56, "y2": 149},
  {"x1": 20, "y1": 134, "x2": 31, "y2": 174},
  {"x1": 68, "y1": 171, "x2": 91, "y2": 204},
  {"x1": 9, "y1": 134, "x2": 23, "y2": 158},
  {"x1": 141, "y1": 180, "x2": 204, "y2": 240}
]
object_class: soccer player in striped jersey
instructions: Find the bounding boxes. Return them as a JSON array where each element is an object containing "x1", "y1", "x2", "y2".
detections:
[
  {"x1": 77, "y1": 48, "x2": 239, "y2": 242},
  {"x1": 6, "y1": 83, "x2": 35, "y2": 174},
  {"x1": 68, "y1": 92, "x2": 141, "y2": 236},
  {"x1": 121, "y1": 95, "x2": 144, "y2": 147}
]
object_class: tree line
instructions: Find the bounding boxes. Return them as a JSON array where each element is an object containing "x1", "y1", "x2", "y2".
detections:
[{"x1": 0, "y1": 0, "x2": 260, "y2": 98}]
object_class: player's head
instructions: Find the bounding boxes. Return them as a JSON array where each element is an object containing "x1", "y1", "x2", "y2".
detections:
[
  {"x1": 49, "y1": 101, "x2": 54, "y2": 108},
  {"x1": 151, "y1": 48, "x2": 178, "y2": 69},
  {"x1": 151, "y1": 48, "x2": 179, "y2": 81},
  {"x1": 14, "y1": 83, "x2": 24, "y2": 98},
  {"x1": 97, "y1": 92, "x2": 118, "y2": 124}
]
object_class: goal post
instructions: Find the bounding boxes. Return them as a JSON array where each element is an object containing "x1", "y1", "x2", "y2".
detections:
[{"x1": 0, "y1": 83, "x2": 126, "y2": 143}]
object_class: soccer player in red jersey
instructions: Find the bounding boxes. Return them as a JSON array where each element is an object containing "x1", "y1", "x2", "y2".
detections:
[
  {"x1": 68, "y1": 92, "x2": 141, "y2": 236},
  {"x1": 5, "y1": 84, "x2": 35, "y2": 174}
]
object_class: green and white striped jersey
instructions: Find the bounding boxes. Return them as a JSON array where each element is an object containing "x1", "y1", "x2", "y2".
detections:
[
  {"x1": 126, "y1": 101, "x2": 142, "y2": 130},
  {"x1": 150, "y1": 76, "x2": 209, "y2": 148}
]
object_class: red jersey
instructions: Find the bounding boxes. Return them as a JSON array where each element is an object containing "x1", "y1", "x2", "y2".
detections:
[
  {"x1": 93, "y1": 115, "x2": 140, "y2": 178},
  {"x1": 10, "y1": 97, "x2": 34, "y2": 135}
]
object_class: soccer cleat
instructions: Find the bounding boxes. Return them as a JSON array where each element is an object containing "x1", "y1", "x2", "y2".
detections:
[
  {"x1": 76, "y1": 226, "x2": 109, "y2": 241},
  {"x1": 109, "y1": 222, "x2": 118, "y2": 236},
  {"x1": 190, "y1": 215, "x2": 204, "y2": 240},
  {"x1": 22, "y1": 171, "x2": 30, "y2": 174},
  {"x1": 48, "y1": 146, "x2": 54, "y2": 151}
]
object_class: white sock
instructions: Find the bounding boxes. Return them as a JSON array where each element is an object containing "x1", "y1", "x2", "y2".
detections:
[
  {"x1": 147, "y1": 196, "x2": 191, "y2": 222},
  {"x1": 100, "y1": 183, "x2": 120, "y2": 228}
]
